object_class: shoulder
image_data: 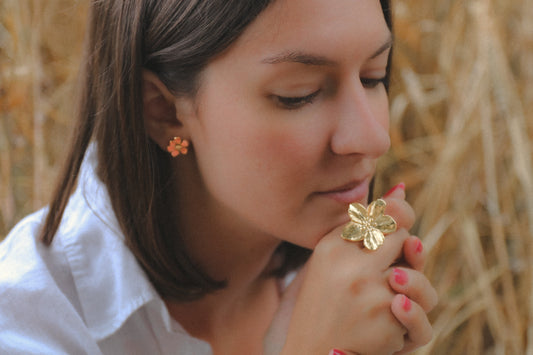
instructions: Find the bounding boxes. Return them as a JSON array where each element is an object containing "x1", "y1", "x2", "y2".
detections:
[
  {"x1": 0, "y1": 208, "x2": 84, "y2": 303},
  {"x1": 0, "y1": 209, "x2": 58, "y2": 289},
  {"x1": 0, "y1": 211, "x2": 102, "y2": 354},
  {"x1": 0, "y1": 144, "x2": 161, "y2": 352}
]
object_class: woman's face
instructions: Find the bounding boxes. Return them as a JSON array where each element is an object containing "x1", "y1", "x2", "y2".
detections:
[{"x1": 181, "y1": 0, "x2": 392, "y2": 249}]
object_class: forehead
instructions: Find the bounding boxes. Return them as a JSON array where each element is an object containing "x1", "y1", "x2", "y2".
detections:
[{"x1": 228, "y1": 0, "x2": 390, "y2": 62}]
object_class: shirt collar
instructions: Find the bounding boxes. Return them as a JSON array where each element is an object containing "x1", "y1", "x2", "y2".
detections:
[{"x1": 59, "y1": 143, "x2": 160, "y2": 340}]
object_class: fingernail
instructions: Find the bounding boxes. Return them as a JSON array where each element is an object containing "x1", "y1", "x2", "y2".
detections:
[
  {"x1": 329, "y1": 350, "x2": 347, "y2": 355},
  {"x1": 383, "y1": 182, "x2": 406, "y2": 198},
  {"x1": 393, "y1": 268, "x2": 408, "y2": 285},
  {"x1": 402, "y1": 295, "x2": 412, "y2": 312},
  {"x1": 415, "y1": 239, "x2": 424, "y2": 254}
]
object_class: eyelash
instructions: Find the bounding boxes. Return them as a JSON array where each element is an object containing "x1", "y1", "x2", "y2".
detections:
[
  {"x1": 274, "y1": 76, "x2": 387, "y2": 110},
  {"x1": 361, "y1": 76, "x2": 387, "y2": 89},
  {"x1": 274, "y1": 90, "x2": 321, "y2": 110}
]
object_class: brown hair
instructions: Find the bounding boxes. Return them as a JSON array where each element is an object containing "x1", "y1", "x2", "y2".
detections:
[{"x1": 41, "y1": 0, "x2": 393, "y2": 301}]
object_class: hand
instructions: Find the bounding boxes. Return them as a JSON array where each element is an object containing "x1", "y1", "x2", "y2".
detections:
[
  {"x1": 383, "y1": 185, "x2": 438, "y2": 354},
  {"x1": 387, "y1": 236, "x2": 437, "y2": 354},
  {"x1": 280, "y1": 223, "x2": 411, "y2": 354},
  {"x1": 265, "y1": 184, "x2": 436, "y2": 355}
]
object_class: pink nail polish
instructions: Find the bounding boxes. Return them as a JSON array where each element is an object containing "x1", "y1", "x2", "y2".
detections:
[
  {"x1": 402, "y1": 295, "x2": 412, "y2": 312},
  {"x1": 415, "y1": 240, "x2": 424, "y2": 254},
  {"x1": 394, "y1": 268, "x2": 408, "y2": 285},
  {"x1": 383, "y1": 182, "x2": 406, "y2": 198},
  {"x1": 329, "y1": 350, "x2": 347, "y2": 355}
]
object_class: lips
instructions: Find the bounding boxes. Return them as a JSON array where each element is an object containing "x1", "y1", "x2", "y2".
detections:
[{"x1": 316, "y1": 177, "x2": 370, "y2": 204}]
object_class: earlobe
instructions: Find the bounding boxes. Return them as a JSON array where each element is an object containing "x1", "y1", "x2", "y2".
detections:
[{"x1": 142, "y1": 70, "x2": 191, "y2": 151}]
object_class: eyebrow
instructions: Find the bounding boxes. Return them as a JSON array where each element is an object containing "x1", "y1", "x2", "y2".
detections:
[{"x1": 261, "y1": 34, "x2": 393, "y2": 66}]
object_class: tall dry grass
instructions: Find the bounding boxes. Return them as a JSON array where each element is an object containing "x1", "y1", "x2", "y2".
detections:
[
  {"x1": 0, "y1": 0, "x2": 87, "y2": 232},
  {"x1": 381, "y1": 0, "x2": 533, "y2": 353},
  {"x1": 0, "y1": 0, "x2": 532, "y2": 354}
]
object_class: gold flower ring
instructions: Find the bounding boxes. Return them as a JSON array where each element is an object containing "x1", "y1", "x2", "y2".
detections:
[{"x1": 341, "y1": 199, "x2": 397, "y2": 251}]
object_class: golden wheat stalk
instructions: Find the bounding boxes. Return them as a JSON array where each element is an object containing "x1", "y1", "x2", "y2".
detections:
[{"x1": 1, "y1": 0, "x2": 532, "y2": 353}]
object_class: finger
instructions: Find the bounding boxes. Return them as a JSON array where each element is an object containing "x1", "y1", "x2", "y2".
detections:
[
  {"x1": 375, "y1": 228, "x2": 411, "y2": 268},
  {"x1": 401, "y1": 236, "x2": 426, "y2": 271},
  {"x1": 382, "y1": 182, "x2": 406, "y2": 200},
  {"x1": 383, "y1": 197, "x2": 416, "y2": 232},
  {"x1": 388, "y1": 267, "x2": 438, "y2": 312},
  {"x1": 381, "y1": 182, "x2": 415, "y2": 232},
  {"x1": 320, "y1": 224, "x2": 410, "y2": 269},
  {"x1": 390, "y1": 294, "x2": 433, "y2": 354}
]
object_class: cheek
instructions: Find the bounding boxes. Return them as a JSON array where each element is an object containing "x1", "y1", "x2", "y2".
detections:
[
  {"x1": 224, "y1": 124, "x2": 323, "y2": 206},
  {"x1": 188, "y1": 79, "x2": 335, "y2": 242},
  {"x1": 247, "y1": 126, "x2": 321, "y2": 181},
  {"x1": 193, "y1": 108, "x2": 327, "y2": 226},
  {"x1": 195, "y1": 92, "x2": 324, "y2": 193}
]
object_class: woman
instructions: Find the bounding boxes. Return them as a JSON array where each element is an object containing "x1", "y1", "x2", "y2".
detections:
[{"x1": 0, "y1": 0, "x2": 437, "y2": 353}]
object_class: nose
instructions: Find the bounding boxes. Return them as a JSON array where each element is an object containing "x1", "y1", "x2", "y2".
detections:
[{"x1": 330, "y1": 80, "x2": 391, "y2": 158}]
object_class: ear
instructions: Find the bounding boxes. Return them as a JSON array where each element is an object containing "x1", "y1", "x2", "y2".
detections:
[{"x1": 142, "y1": 70, "x2": 196, "y2": 151}]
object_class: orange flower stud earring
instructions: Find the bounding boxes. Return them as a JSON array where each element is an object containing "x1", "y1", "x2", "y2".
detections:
[{"x1": 167, "y1": 137, "x2": 189, "y2": 157}]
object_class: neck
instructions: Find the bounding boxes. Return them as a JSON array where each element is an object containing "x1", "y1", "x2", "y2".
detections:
[
  {"x1": 166, "y1": 157, "x2": 283, "y2": 341},
  {"x1": 166, "y1": 201, "x2": 282, "y2": 351},
  {"x1": 172, "y1": 155, "x2": 283, "y2": 287},
  {"x1": 180, "y1": 195, "x2": 282, "y2": 293}
]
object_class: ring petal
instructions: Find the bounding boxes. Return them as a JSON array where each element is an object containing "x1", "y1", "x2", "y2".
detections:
[
  {"x1": 373, "y1": 215, "x2": 397, "y2": 234},
  {"x1": 342, "y1": 223, "x2": 364, "y2": 242},
  {"x1": 348, "y1": 203, "x2": 367, "y2": 222},
  {"x1": 364, "y1": 229, "x2": 385, "y2": 251},
  {"x1": 368, "y1": 198, "x2": 386, "y2": 218}
]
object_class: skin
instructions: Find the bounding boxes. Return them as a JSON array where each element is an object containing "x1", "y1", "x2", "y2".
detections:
[
  {"x1": 142, "y1": 0, "x2": 438, "y2": 353},
  {"x1": 276, "y1": 188, "x2": 436, "y2": 355}
]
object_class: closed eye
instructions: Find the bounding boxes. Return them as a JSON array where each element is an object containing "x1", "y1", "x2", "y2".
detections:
[
  {"x1": 273, "y1": 90, "x2": 321, "y2": 110},
  {"x1": 361, "y1": 77, "x2": 387, "y2": 89}
]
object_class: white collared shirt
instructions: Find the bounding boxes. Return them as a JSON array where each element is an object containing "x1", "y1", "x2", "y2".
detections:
[{"x1": 0, "y1": 145, "x2": 213, "y2": 354}]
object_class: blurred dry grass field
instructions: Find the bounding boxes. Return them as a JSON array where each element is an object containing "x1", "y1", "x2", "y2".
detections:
[{"x1": 0, "y1": 0, "x2": 532, "y2": 354}]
